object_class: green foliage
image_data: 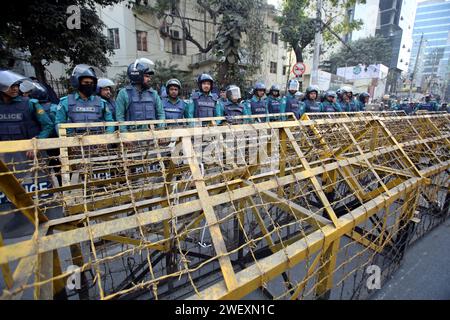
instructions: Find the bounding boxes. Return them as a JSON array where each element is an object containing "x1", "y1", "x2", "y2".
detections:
[
  {"x1": 0, "y1": 0, "x2": 122, "y2": 83},
  {"x1": 277, "y1": 0, "x2": 364, "y2": 62},
  {"x1": 328, "y1": 36, "x2": 392, "y2": 73},
  {"x1": 151, "y1": 60, "x2": 193, "y2": 92},
  {"x1": 131, "y1": 0, "x2": 266, "y2": 89},
  {"x1": 113, "y1": 60, "x2": 193, "y2": 95}
]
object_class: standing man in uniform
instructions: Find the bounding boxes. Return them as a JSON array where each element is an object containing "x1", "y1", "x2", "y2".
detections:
[
  {"x1": 0, "y1": 70, "x2": 54, "y2": 146},
  {"x1": 356, "y1": 92, "x2": 370, "y2": 112},
  {"x1": 219, "y1": 86, "x2": 228, "y2": 105},
  {"x1": 97, "y1": 78, "x2": 117, "y2": 120},
  {"x1": 186, "y1": 73, "x2": 219, "y2": 123},
  {"x1": 115, "y1": 58, "x2": 165, "y2": 132},
  {"x1": 285, "y1": 79, "x2": 303, "y2": 119},
  {"x1": 321, "y1": 91, "x2": 342, "y2": 112},
  {"x1": 267, "y1": 84, "x2": 286, "y2": 121},
  {"x1": 244, "y1": 82, "x2": 268, "y2": 122},
  {"x1": 338, "y1": 86, "x2": 358, "y2": 112},
  {"x1": 304, "y1": 85, "x2": 322, "y2": 113},
  {"x1": 415, "y1": 94, "x2": 438, "y2": 112},
  {"x1": 216, "y1": 85, "x2": 251, "y2": 124},
  {"x1": 162, "y1": 79, "x2": 187, "y2": 121},
  {"x1": 55, "y1": 64, "x2": 115, "y2": 135},
  {"x1": 0, "y1": 70, "x2": 54, "y2": 238}
]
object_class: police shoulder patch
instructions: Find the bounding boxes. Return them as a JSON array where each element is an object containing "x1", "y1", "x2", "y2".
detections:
[{"x1": 37, "y1": 108, "x2": 45, "y2": 115}]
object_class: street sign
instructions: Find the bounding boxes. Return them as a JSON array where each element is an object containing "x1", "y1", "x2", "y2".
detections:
[{"x1": 292, "y1": 62, "x2": 306, "y2": 76}]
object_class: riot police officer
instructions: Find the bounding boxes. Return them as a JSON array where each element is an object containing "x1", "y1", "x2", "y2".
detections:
[
  {"x1": 285, "y1": 79, "x2": 303, "y2": 119},
  {"x1": 415, "y1": 94, "x2": 438, "y2": 112},
  {"x1": 97, "y1": 78, "x2": 117, "y2": 120},
  {"x1": 115, "y1": 58, "x2": 165, "y2": 132},
  {"x1": 395, "y1": 98, "x2": 413, "y2": 114},
  {"x1": 28, "y1": 81, "x2": 58, "y2": 136},
  {"x1": 338, "y1": 86, "x2": 358, "y2": 112},
  {"x1": 186, "y1": 73, "x2": 218, "y2": 121},
  {"x1": 0, "y1": 71, "x2": 56, "y2": 239},
  {"x1": 244, "y1": 82, "x2": 268, "y2": 122},
  {"x1": 267, "y1": 84, "x2": 286, "y2": 120},
  {"x1": 321, "y1": 91, "x2": 342, "y2": 112},
  {"x1": 304, "y1": 85, "x2": 322, "y2": 113},
  {"x1": 55, "y1": 64, "x2": 115, "y2": 135},
  {"x1": 356, "y1": 92, "x2": 370, "y2": 112},
  {"x1": 219, "y1": 86, "x2": 228, "y2": 104},
  {"x1": 0, "y1": 70, "x2": 53, "y2": 146},
  {"x1": 216, "y1": 85, "x2": 251, "y2": 125},
  {"x1": 162, "y1": 79, "x2": 187, "y2": 121}
]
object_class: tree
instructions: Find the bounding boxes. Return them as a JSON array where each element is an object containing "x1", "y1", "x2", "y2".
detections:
[
  {"x1": 277, "y1": 0, "x2": 364, "y2": 63},
  {"x1": 0, "y1": 0, "x2": 122, "y2": 84},
  {"x1": 151, "y1": 60, "x2": 193, "y2": 94},
  {"x1": 131, "y1": 0, "x2": 267, "y2": 87},
  {"x1": 328, "y1": 36, "x2": 392, "y2": 73},
  {"x1": 113, "y1": 60, "x2": 192, "y2": 94},
  {"x1": 213, "y1": 0, "x2": 266, "y2": 87}
]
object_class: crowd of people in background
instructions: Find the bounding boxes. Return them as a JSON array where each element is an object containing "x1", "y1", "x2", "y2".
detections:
[{"x1": 1, "y1": 57, "x2": 449, "y2": 144}]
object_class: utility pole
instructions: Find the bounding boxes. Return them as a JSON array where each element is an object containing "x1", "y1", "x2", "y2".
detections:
[
  {"x1": 409, "y1": 33, "x2": 424, "y2": 99},
  {"x1": 311, "y1": 0, "x2": 323, "y2": 86}
]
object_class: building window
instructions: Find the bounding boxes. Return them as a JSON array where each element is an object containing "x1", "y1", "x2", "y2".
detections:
[
  {"x1": 282, "y1": 65, "x2": 289, "y2": 76},
  {"x1": 172, "y1": 39, "x2": 184, "y2": 55},
  {"x1": 271, "y1": 32, "x2": 278, "y2": 45},
  {"x1": 108, "y1": 28, "x2": 120, "y2": 49},
  {"x1": 270, "y1": 61, "x2": 277, "y2": 74},
  {"x1": 136, "y1": 30, "x2": 148, "y2": 51}
]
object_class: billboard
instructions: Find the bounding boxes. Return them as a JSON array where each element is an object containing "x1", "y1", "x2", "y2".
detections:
[{"x1": 337, "y1": 64, "x2": 389, "y2": 81}]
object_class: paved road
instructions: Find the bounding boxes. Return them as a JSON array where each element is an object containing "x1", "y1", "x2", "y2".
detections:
[{"x1": 372, "y1": 218, "x2": 450, "y2": 300}]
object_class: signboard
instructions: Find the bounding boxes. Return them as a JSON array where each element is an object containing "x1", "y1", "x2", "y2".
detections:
[
  {"x1": 292, "y1": 63, "x2": 306, "y2": 77},
  {"x1": 337, "y1": 64, "x2": 389, "y2": 81},
  {"x1": 317, "y1": 70, "x2": 332, "y2": 91}
]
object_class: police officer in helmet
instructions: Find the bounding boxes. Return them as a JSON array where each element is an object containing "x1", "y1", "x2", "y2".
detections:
[
  {"x1": 285, "y1": 79, "x2": 304, "y2": 119},
  {"x1": 97, "y1": 78, "x2": 117, "y2": 120},
  {"x1": 0, "y1": 71, "x2": 55, "y2": 239},
  {"x1": 243, "y1": 82, "x2": 268, "y2": 122},
  {"x1": 320, "y1": 91, "x2": 342, "y2": 112},
  {"x1": 186, "y1": 73, "x2": 218, "y2": 122},
  {"x1": 162, "y1": 78, "x2": 187, "y2": 122},
  {"x1": 28, "y1": 81, "x2": 58, "y2": 135},
  {"x1": 415, "y1": 94, "x2": 438, "y2": 112},
  {"x1": 115, "y1": 58, "x2": 165, "y2": 132},
  {"x1": 219, "y1": 86, "x2": 228, "y2": 104},
  {"x1": 356, "y1": 92, "x2": 370, "y2": 112},
  {"x1": 216, "y1": 85, "x2": 251, "y2": 125},
  {"x1": 0, "y1": 70, "x2": 53, "y2": 151},
  {"x1": 340, "y1": 86, "x2": 358, "y2": 112},
  {"x1": 304, "y1": 85, "x2": 322, "y2": 113},
  {"x1": 267, "y1": 84, "x2": 287, "y2": 121},
  {"x1": 55, "y1": 64, "x2": 115, "y2": 135}
]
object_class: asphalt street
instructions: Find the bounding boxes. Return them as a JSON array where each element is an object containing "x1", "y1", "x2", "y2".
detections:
[{"x1": 372, "y1": 218, "x2": 450, "y2": 300}]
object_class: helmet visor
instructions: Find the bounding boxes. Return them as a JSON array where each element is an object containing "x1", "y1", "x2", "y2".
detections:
[
  {"x1": 0, "y1": 70, "x2": 28, "y2": 93},
  {"x1": 226, "y1": 86, "x2": 241, "y2": 101}
]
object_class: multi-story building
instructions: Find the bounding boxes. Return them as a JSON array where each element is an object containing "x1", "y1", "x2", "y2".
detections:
[
  {"x1": 96, "y1": 1, "x2": 291, "y2": 91},
  {"x1": 27, "y1": 1, "x2": 292, "y2": 95},
  {"x1": 409, "y1": 0, "x2": 450, "y2": 99},
  {"x1": 375, "y1": 0, "x2": 417, "y2": 94}
]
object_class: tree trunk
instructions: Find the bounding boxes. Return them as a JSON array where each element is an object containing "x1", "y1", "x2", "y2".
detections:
[
  {"x1": 294, "y1": 44, "x2": 304, "y2": 63},
  {"x1": 30, "y1": 56, "x2": 47, "y2": 84}
]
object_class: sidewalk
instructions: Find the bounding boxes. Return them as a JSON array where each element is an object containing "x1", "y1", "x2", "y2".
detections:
[{"x1": 372, "y1": 218, "x2": 450, "y2": 300}]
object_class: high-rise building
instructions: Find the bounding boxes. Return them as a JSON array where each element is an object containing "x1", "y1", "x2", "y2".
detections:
[
  {"x1": 375, "y1": 0, "x2": 417, "y2": 94},
  {"x1": 409, "y1": 0, "x2": 450, "y2": 99},
  {"x1": 345, "y1": 0, "x2": 417, "y2": 95}
]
